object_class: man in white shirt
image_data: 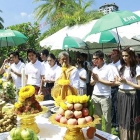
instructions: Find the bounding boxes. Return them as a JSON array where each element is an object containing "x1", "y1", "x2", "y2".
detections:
[
  {"x1": 9, "y1": 52, "x2": 25, "y2": 89},
  {"x1": 77, "y1": 61, "x2": 87, "y2": 95},
  {"x1": 109, "y1": 49, "x2": 121, "y2": 131},
  {"x1": 40, "y1": 49, "x2": 49, "y2": 70},
  {"x1": 90, "y1": 50, "x2": 115, "y2": 133},
  {"x1": 25, "y1": 49, "x2": 45, "y2": 94}
]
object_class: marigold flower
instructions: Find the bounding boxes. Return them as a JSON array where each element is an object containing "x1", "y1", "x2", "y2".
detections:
[
  {"x1": 5, "y1": 65, "x2": 9, "y2": 69},
  {"x1": 3, "y1": 73, "x2": 7, "y2": 77},
  {"x1": 61, "y1": 63, "x2": 67, "y2": 71},
  {"x1": 18, "y1": 97, "x2": 24, "y2": 102},
  {"x1": 14, "y1": 102, "x2": 23, "y2": 109},
  {"x1": 19, "y1": 85, "x2": 35, "y2": 100}
]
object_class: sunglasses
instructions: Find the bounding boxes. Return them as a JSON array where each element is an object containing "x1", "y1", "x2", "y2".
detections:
[{"x1": 92, "y1": 57, "x2": 99, "y2": 60}]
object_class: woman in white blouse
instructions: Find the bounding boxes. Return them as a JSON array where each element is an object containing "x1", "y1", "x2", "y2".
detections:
[
  {"x1": 77, "y1": 61, "x2": 87, "y2": 95},
  {"x1": 117, "y1": 47, "x2": 140, "y2": 140},
  {"x1": 39, "y1": 53, "x2": 60, "y2": 100}
]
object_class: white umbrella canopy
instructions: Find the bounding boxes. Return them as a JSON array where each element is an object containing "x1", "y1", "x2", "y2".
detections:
[
  {"x1": 40, "y1": 27, "x2": 68, "y2": 47},
  {"x1": 40, "y1": 20, "x2": 97, "y2": 48},
  {"x1": 111, "y1": 11, "x2": 140, "y2": 39},
  {"x1": 112, "y1": 21, "x2": 140, "y2": 39}
]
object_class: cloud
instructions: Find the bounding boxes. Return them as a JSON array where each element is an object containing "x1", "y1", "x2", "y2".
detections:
[
  {"x1": 20, "y1": 12, "x2": 27, "y2": 17},
  {"x1": 28, "y1": 13, "x2": 34, "y2": 18}
]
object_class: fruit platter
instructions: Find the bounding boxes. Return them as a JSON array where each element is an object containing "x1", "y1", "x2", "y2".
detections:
[
  {"x1": 13, "y1": 85, "x2": 48, "y2": 134},
  {"x1": 49, "y1": 95, "x2": 101, "y2": 140}
]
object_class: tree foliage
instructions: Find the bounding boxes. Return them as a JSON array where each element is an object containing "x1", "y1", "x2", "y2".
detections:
[
  {"x1": 34, "y1": 0, "x2": 103, "y2": 41},
  {"x1": 0, "y1": 22, "x2": 41, "y2": 61}
]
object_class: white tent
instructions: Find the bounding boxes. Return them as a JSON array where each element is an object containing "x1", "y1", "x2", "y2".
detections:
[
  {"x1": 40, "y1": 10, "x2": 140, "y2": 51},
  {"x1": 40, "y1": 20, "x2": 98, "y2": 49}
]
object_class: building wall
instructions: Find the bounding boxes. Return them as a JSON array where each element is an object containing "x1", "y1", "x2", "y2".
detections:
[{"x1": 99, "y1": 3, "x2": 119, "y2": 15}]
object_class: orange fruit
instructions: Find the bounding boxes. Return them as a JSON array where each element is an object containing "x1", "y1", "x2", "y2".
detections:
[{"x1": 86, "y1": 127, "x2": 96, "y2": 139}]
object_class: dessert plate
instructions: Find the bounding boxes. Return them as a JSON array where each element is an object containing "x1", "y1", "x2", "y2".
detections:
[
  {"x1": 50, "y1": 106, "x2": 59, "y2": 113},
  {"x1": 39, "y1": 100, "x2": 54, "y2": 106}
]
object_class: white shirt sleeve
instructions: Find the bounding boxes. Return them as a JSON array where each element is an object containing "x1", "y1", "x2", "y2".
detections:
[
  {"x1": 136, "y1": 65, "x2": 140, "y2": 77},
  {"x1": 80, "y1": 69, "x2": 87, "y2": 79},
  {"x1": 55, "y1": 68, "x2": 62, "y2": 81},
  {"x1": 25, "y1": 64, "x2": 28, "y2": 75},
  {"x1": 40, "y1": 63, "x2": 45, "y2": 76},
  {"x1": 107, "y1": 68, "x2": 115, "y2": 82},
  {"x1": 70, "y1": 68, "x2": 80, "y2": 89},
  {"x1": 108, "y1": 64, "x2": 119, "y2": 77},
  {"x1": 20, "y1": 63, "x2": 25, "y2": 73}
]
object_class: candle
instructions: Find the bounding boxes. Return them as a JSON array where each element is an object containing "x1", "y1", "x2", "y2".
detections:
[
  {"x1": 6, "y1": 67, "x2": 11, "y2": 81},
  {"x1": 21, "y1": 68, "x2": 25, "y2": 87}
]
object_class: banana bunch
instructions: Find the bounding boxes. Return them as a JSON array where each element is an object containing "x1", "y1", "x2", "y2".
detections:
[
  {"x1": 88, "y1": 99, "x2": 94, "y2": 117},
  {"x1": 66, "y1": 95, "x2": 90, "y2": 104}
]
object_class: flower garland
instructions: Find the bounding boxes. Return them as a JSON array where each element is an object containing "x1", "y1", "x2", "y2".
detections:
[
  {"x1": 18, "y1": 85, "x2": 35, "y2": 101},
  {"x1": 57, "y1": 79, "x2": 70, "y2": 86},
  {"x1": 14, "y1": 102, "x2": 23, "y2": 109},
  {"x1": 3, "y1": 73, "x2": 7, "y2": 78},
  {"x1": 61, "y1": 63, "x2": 67, "y2": 72}
]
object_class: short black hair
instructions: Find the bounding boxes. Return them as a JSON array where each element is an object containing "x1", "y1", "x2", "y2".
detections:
[
  {"x1": 41, "y1": 49, "x2": 49, "y2": 57},
  {"x1": 93, "y1": 50, "x2": 104, "y2": 59},
  {"x1": 80, "y1": 53, "x2": 88, "y2": 59},
  {"x1": 36, "y1": 52, "x2": 43, "y2": 62},
  {"x1": 47, "y1": 53, "x2": 56, "y2": 60},
  {"x1": 9, "y1": 51, "x2": 19, "y2": 58},
  {"x1": 27, "y1": 49, "x2": 37, "y2": 56}
]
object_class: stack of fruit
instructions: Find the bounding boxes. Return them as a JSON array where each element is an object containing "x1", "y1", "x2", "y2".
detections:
[
  {"x1": 14, "y1": 85, "x2": 42, "y2": 115},
  {"x1": 55, "y1": 95, "x2": 94, "y2": 125},
  {"x1": 9, "y1": 128, "x2": 38, "y2": 140},
  {"x1": 0, "y1": 111, "x2": 17, "y2": 133}
]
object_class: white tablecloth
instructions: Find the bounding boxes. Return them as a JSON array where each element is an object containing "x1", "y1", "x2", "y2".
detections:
[
  {"x1": 36, "y1": 116, "x2": 120, "y2": 140},
  {"x1": 0, "y1": 115, "x2": 120, "y2": 140}
]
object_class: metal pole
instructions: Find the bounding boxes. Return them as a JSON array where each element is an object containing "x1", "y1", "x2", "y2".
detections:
[{"x1": 116, "y1": 28, "x2": 121, "y2": 50}]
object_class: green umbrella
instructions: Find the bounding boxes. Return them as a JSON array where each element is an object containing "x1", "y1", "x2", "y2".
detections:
[
  {"x1": 63, "y1": 36, "x2": 87, "y2": 49},
  {"x1": 0, "y1": 29, "x2": 27, "y2": 47},
  {"x1": 84, "y1": 30, "x2": 123, "y2": 43},
  {"x1": 50, "y1": 35, "x2": 87, "y2": 50},
  {"x1": 86, "y1": 10, "x2": 140, "y2": 49},
  {"x1": 89, "y1": 11, "x2": 140, "y2": 34},
  {"x1": 84, "y1": 30, "x2": 124, "y2": 51}
]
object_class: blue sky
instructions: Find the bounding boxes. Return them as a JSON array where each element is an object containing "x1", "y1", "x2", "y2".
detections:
[{"x1": 0, "y1": 0, "x2": 140, "y2": 31}]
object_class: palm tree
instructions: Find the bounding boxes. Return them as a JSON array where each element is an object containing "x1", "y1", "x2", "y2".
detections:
[
  {"x1": 60, "y1": 0, "x2": 103, "y2": 26},
  {"x1": 0, "y1": 10, "x2": 4, "y2": 29},
  {"x1": 33, "y1": 0, "x2": 68, "y2": 22},
  {"x1": 34, "y1": 0, "x2": 103, "y2": 40}
]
